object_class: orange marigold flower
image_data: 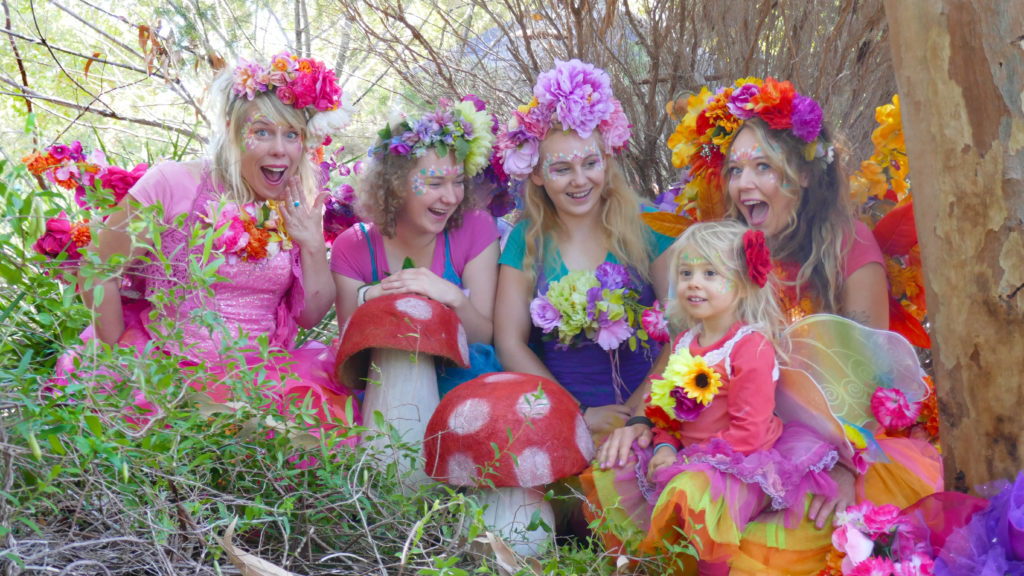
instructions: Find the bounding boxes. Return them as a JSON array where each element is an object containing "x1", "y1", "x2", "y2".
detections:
[
  {"x1": 243, "y1": 219, "x2": 271, "y2": 261},
  {"x1": 70, "y1": 221, "x2": 91, "y2": 247},
  {"x1": 23, "y1": 152, "x2": 60, "y2": 176}
]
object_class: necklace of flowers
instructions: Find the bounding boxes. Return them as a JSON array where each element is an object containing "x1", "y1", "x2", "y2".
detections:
[
  {"x1": 529, "y1": 262, "x2": 668, "y2": 352},
  {"x1": 644, "y1": 345, "x2": 723, "y2": 434},
  {"x1": 205, "y1": 200, "x2": 293, "y2": 264}
]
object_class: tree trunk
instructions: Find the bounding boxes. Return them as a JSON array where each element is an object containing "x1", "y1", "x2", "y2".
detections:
[{"x1": 884, "y1": 0, "x2": 1024, "y2": 491}]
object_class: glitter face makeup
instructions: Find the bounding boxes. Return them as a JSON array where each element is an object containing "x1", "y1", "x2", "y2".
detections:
[
  {"x1": 725, "y1": 128, "x2": 798, "y2": 237},
  {"x1": 238, "y1": 106, "x2": 303, "y2": 201},
  {"x1": 542, "y1": 144, "x2": 602, "y2": 181},
  {"x1": 398, "y1": 151, "x2": 466, "y2": 236},
  {"x1": 412, "y1": 165, "x2": 464, "y2": 196},
  {"x1": 676, "y1": 243, "x2": 740, "y2": 325}
]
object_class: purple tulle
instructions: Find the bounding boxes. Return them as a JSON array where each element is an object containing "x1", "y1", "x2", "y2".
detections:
[
  {"x1": 649, "y1": 421, "x2": 838, "y2": 530},
  {"x1": 935, "y1": 472, "x2": 1024, "y2": 576}
]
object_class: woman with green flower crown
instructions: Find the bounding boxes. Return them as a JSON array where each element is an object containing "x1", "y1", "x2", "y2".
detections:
[
  {"x1": 493, "y1": 59, "x2": 675, "y2": 442},
  {"x1": 330, "y1": 97, "x2": 502, "y2": 396},
  {"x1": 60, "y1": 53, "x2": 361, "y2": 438}
]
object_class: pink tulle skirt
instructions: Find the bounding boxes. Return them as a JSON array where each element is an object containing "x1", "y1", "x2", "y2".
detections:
[{"x1": 51, "y1": 300, "x2": 361, "y2": 448}]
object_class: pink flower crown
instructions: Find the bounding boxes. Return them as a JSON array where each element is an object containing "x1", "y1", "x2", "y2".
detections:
[
  {"x1": 495, "y1": 59, "x2": 632, "y2": 180},
  {"x1": 231, "y1": 52, "x2": 354, "y2": 143},
  {"x1": 666, "y1": 78, "x2": 829, "y2": 218}
]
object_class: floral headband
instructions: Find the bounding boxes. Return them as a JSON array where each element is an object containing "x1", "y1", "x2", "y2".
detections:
[
  {"x1": 742, "y1": 229, "x2": 772, "y2": 288},
  {"x1": 495, "y1": 59, "x2": 632, "y2": 180},
  {"x1": 367, "y1": 96, "x2": 496, "y2": 178},
  {"x1": 666, "y1": 77, "x2": 828, "y2": 218},
  {"x1": 232, "y1": 52, "x2": 355, "y2": 143}
]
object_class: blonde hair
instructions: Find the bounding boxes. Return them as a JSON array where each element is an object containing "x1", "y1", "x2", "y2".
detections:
[
  {"x1": 520, "y1": 144, "x2": 652, "y2": 283},
  {"x1": 666, "y1": 220, "x2": 788, "y2": 353},
  {"x1": 723, "y1": 118, "x2": 853, "y2": 314},
  {"x1": 355, "y1": 120, "x2": 471, "y2": 238},
  {"x1": 207, "y1": 71, "x2": 320, "y2": 204}
]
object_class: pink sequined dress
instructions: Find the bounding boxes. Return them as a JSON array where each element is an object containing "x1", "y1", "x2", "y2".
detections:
[{"x1": 54, "y1": 161, "x2": 360, "y2": 439}]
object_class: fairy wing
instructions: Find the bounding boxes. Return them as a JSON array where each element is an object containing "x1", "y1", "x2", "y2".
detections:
[{"x1": 775, "y1": 314, "x2": 927, "y2": 461}]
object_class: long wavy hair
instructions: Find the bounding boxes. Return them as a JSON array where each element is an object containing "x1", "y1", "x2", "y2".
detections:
[
  {"x1": 355, "y1": 120, "x2": 471, "y2": 238},
  {"x1": 207, "y1": 71, "x2": 319, "y2": 205},
  {"x1": 666, "y1": 220, "x2": 788, "y2": 355},
  {"x1": 723, "y1": 118, "x2": 854, "y2": 314},
  {"x1": 519, "y1": 134, "x2": 652, "y2": 283}
]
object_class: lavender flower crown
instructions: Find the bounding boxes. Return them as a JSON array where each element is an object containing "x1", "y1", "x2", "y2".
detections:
[
  {"x1": 495, "y1": 59, "x2": 632, "y2": 180},
  {"x1": 231, "y1": 52, "x2": 355, "y2": 144},
  {"x1": 665, "y1": 78, "x2": 830, "y2": 214},
  {"x1": 368, "y1": 97, "x2": 496, "y2": 178}
]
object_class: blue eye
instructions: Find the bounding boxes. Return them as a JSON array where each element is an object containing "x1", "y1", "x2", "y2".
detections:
[
  {"x1": 256, "y1": 129, "x2": 269, "y2": 137},
  {"x1": 287, "y1": 130, "x2": 301, "y2": 140}
]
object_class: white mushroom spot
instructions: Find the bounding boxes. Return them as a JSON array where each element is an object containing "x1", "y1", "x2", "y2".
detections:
[
  {"x1": 457, "y1": 324, "x2": 469, "y2": 365},
  {"x1": 448, "y1": 398, "x2": 490, "y2": 435},
  {"x1": 394, "y1": 297, "x2": 433, "y2": 320},
  {"x1": 446, "y1": 452, "x2": 477, "y2": 486},
  {"x1": 514, "y1": 447, "x2": 553, "y2": 486},
  {"x1": 484, "y1": 373, "x2": 519, "y2": 383},
  {"x1": 515, "y1": 391, "x2": 551, "y2": 419},
  {"x1": 575, "y1": 414, "x2": 596, "y2": 461}
]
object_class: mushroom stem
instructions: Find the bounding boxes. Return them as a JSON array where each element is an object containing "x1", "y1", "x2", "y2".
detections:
[
  {"x1": 476, "y1": 486, "x2": 554, "y2": 556},
  {"x1": 365, "y1": 347, "x2": 439, "y2": 484}
]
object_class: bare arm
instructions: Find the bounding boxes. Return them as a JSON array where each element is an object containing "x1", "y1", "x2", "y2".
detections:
[
  {"x1": 494, "y1": 263, "x2": 556, "y2": 380},
  {"x1": 841, "y1": 262, "x2": 889, "y2": 330},
  {"x1": 79, "y1": 196, "x2": 149, "y2": 345},
  {"x1": 334, "y1": 272, "x2": 363, "y2": 334}
]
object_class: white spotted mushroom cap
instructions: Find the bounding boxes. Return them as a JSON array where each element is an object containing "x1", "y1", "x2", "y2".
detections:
[
  {"x1": 423, "y1": 372, "x2": 595, "y2": 488},
  {"x1": 335, "y1": 293, "x2": 470, "y2": 389}
]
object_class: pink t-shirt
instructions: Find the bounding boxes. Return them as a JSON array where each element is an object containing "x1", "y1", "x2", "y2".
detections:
[
  {"x1": 329, "y1": 210, "x2": 499, "y2": 284},
  {"x1": 841, "y1": 220, "x2": 885, "y2": 279}
]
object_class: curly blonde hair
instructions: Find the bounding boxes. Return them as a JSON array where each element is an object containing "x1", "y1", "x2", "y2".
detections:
[
  {"x1": 520, "y1": 144, "x2": 652, "y2": 284},
  {"x1": 723, "y1": 118, "x2": 854, "y2": 314},
  {"x1": 666, "y1": 220, "x2": 788, "y2": 353},
  {"x1": 355, "y1": 121, "x2": 472, "y2": 238},
  {"x1": 207, "y1": 71, "x2": 320, "y2": 205}
]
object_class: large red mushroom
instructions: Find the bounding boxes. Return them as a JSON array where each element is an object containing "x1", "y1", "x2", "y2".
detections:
[
  {"x1": 423, "y1": 372, "x2": 595, "y2": 555},
  {"x1": 336, "y1": 293, "x2": 469, "y2": 482}
]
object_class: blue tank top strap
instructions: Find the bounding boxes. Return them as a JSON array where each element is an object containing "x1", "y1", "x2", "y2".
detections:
[
  {"x1": 359, "y1": 222, "x2": 379, "y2": 282},
  {"x1": 441, "y1": 229, "x2": 462, "y2": 287}
]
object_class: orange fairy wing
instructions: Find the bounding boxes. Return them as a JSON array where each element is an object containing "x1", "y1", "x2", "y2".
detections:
[{"x1": 641, "y1": 211, "x2": 692, "y2": 238}]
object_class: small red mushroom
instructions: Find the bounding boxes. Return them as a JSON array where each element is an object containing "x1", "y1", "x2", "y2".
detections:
[
  {"x1": 336, "y1": 293, "x2": 469, "y2": 483},
  {"x1": 424, "y1": 372, "x2": 595, "y2": 554}
]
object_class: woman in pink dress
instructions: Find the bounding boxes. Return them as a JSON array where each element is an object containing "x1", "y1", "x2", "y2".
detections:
[{"x1": 58, "y1": 52, "x2": 360, "y2": 439}]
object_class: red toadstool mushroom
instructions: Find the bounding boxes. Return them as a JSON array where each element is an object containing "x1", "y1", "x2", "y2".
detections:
[
  {"x1": 336, "y1": 293, "x2": 469, "y2": 482},
  {"x1": 423, "y1": 372, "x2": 595, "y2": 555}
]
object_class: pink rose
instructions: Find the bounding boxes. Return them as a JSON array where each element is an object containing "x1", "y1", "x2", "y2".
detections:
[
  {"x1": 213, "y1": 216, "x2": 249, "y2": 255},
  {"x1": 599, "y1": 100, "x2": 632, "y2": 152},
  {"x1": 641, "y1": 303, "x2": 670, "y2": 344},
  {"x1": 97, "y1": 163, "x2": 148, "y2": 205},
  {"x1": 33, "y1": 212, "x2": 73, "y2": 257},
  {"x1": 276, "y1": 85, "x2": 297, "y2": 106},
  {"x1": 501, "y1": 139, "x2": 539, "y2": 179},
  {"x1": 862, "y1": 503, "x2": 904, "y2": 537}
]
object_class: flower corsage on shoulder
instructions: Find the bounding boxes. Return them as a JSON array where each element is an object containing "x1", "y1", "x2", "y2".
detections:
[
  {"x1": 204, "y1": 201, "x2": 292, "y2": 264},
  {"x1": 645, "y1": 346, "x2": 723, "y2": 434},
  {"x1": 529, "y1": 262, "x2": 667, "y2": 352}
]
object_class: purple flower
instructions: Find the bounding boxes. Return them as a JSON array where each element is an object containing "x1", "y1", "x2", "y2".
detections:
[
  {"x1": 413, "y1": 117, "x2": 441, "y2": 144},
  {"x1": 790, "y1": 94, "x2": 823, "y2": 142},
  {"x1": 586, "y1": 285, "x2": 604, "y2": 319},
  {"x1": 727, "y1": 83, "x2": 760, "y2": 120},
  {"x1": 388, "y1": 139, "x2": 411, "y2": 155},
  {"x1": 461, "y1": 94, "x2": 487, "y2": 111},
  {"x1": 595, "y1": 262, "x2": 631, "y2": 291},
  {"x1": 500, "y1": 138, "x2": 539, "y2": 179},
  {"x1": 530, "y1": 297, "x2": 562, "y2": 333},
  {"x1": 595, "y1": 316, "x2": 631, "y2": 351},
  {"x1": 670, "y1": 388, "x2": 705, "y2": 421},
  {"x1": 533, "y1": 59, "x2": 615, "y2": 139}
]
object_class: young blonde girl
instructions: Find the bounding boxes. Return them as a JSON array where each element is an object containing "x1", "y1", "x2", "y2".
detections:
[
  {"x1": 494, "y1": 59, "x2": 673, "y2": 440},
  {"x1": 586, "y1": 221, "x2": 841, "y2": 575}
]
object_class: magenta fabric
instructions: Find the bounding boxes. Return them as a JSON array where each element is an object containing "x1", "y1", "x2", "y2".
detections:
[{"x1": 329, "y1": 209, "x2": 499, "y2": 282}]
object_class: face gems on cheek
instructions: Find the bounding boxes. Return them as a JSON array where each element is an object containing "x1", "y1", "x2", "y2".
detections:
[
  {"x1": 412, "y1": 175, "x2": 427, "y2": 196},
  {"x1": 720, "y1": 278, "x2": 733, "y2": 294},
  {"x1": 241, "y1": 112, "x2": 270, "y2": 152},
  {"x1": 542, "y1": 145, "x2": 602, "y2": 181}
]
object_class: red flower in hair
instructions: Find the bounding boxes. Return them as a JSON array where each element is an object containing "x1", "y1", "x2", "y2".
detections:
[{"x1": 743, "y1": 229, "x2": 772, "y2": 288}]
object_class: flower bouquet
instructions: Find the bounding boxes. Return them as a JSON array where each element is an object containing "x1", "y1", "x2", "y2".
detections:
[
  {"x1": 644, "y1": 346, "x2": 722, "y2": 433},
  {"x1": 529, "y1": 262, "x2": 665, "y2": 352},
  {"x1": 204, "y1": 201, "x2": 292, "y2": 264},
  {"x1": 822, "y1": 501, "x2": 934, "y2": 576}
]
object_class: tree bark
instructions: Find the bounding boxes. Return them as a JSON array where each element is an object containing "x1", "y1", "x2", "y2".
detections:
[{"x1": 884, "y1": 0, "x2": 1024, "y2": 491}]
